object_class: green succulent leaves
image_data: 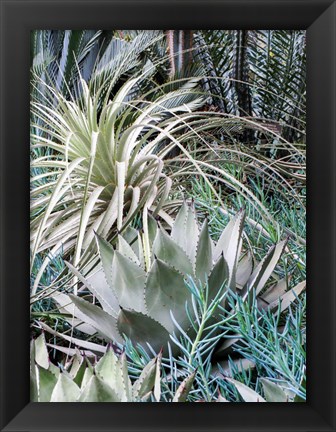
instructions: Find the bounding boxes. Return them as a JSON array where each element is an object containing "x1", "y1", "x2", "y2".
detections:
[
  {"x1": 59, "y1": 202, "x2": 302, "y2": 356},
  {"x1": 31, "y1": 338, "x2": 162, "y2": 402}
]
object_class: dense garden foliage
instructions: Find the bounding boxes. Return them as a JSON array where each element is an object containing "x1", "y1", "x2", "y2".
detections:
[{"x1": 30, "y1": 30, "x2": 306, "y2": 402}]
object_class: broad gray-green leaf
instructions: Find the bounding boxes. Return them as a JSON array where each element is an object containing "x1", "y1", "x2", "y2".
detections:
[
  {"x1": 173, "y1": 371, "x2": 196, "y2": 402},
  {"x1": 171, "y1": 201, "x2": 188, "y2": 246},
  {"x1": 70, "y1": 354, "x2": 87, "y2": 387},
  {"x1": 184, "y1": 203, "x2": 200, "y2": 268},
  {"x1": 95, "y1": 233, "x2": 115, "y2": 288},
  {"x1": 80, "y1": 367, "x2": 94, "y2": 390},
  {"x1": 111, "y1": 251, "x2": 146, "y2": 313},
  {"x1": 146, "y1": 258, "x2": 190, "y2": 333},
  {"x1": 69, "y1": 294, "x2": 123, "y2": 344},
  {"x1": 195, "y1": 218, "x2": 213, "y2": 283},
  {"x1": 236, "y1": 253, "x2": 253, "y2": 288},
  {"x1": 37, "y1": 365, "x2": 58, "y2": 402},
  {"x1": 78, "y1": 375, "x2": 121, "y2": 402},
  {"x1": 133, "y1": 356, "x2": 157, "y2": 400},
  {"x1": 117, "y1": 234, "x2": 140, "y2": 265},
  {"x1": 35, "y1": 333, "x2": 49, "y2": 370},
  {"x1": 117, "y1": 309, "x2": 170, "y2": 354},
  {"x1": 66, "y1": 260, "x2": 118, "y2": 317},
  {"x1": 50, "y1": 373, "x2": 80, "y2": 402},
  {"x1": 226, "y1": 378, "x2": 266, "y2": 402},
  {"x1": 261, "y1": 378, "x2": 288, "y2": 402},
  {"x1": 214, "y1": 209, "x2": 245, "y2": 289},
  {"x1": 208, "y1": 255, "x2": 229, "y2": 309},
  {"x1": 95, "y1": 347, "x2": 131, "y2": 401},
  {"x1": 152, "y1": 228, "x2": 193, "y2": 277},
  {"x1": 243, "y1": 239, "x2": 287, "y2": 299},
  {"x1": 261, "y1": 278, "x2": 288, "y2": 304},
  {"x1": 268, "y1": 280, "x2": 306, "y2": 313},
  {"x1": 147, "y1": 213, "x2": 158, "y2": 247}
]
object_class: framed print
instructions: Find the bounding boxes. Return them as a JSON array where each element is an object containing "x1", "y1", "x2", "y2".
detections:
[{"x1": 0, "y1": 0, "x2": 335, "y2": 431}]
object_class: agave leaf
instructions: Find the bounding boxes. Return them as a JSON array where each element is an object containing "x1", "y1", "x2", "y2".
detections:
[
  {"x1": 95, "y1": 347, "x2": 131, "y2": 401},
  {"x1": 152, "y1": 228, "x2": 193, "y2": 277},
  {"x1": 78, "y1": 375, "x2": 121, "y2": 402},
  {"x1": 117, "y1": 234, "x2": 140, "y2": 265},
  {"x1": 36, "y1": 365, "x2": 58, "y2": 402},
  {"x1": 95, "y1": 233, "x2": 115, "y2": 287},
  {"x1": 268, "y1": 280, "x2": 306, "y2": 313},
  {"x1": 132, "y1": 356, "x2": 157, "y2": 400},
  {"x1": 39, "y1": 322, "x2": 107, "y2": 353},
  {"x1": 208, "y1": 254, "x2": 229, "y2": 309},
  {"x1": 66, "y1": 261, "x2": 119, "y2": 317},
  {"x1": 195, "y1": 218, "x2": 213, "y2": 283},
  {"x1": 260, "y1": 378, "x2": 288, "y2": 402},
  {"x1": 172, "y1": 370, "x2": 196, "y2": 402},
  {"x1": 111, "y1": 251, "x2": 147, "y2": 313},
  {"x1": 80, "y1": 366, "x2": 94, "y2": 390},
  {"x1": 50, "y1": 373, "x2": 81, "y2": 402},
  {"x1": 34, "y1": 333, "x2": 49, "y2": 370},
  {"x1": 117, "y1": 309, "x2": 170, "y2": 354},
  {"x1": 154, "y1": 350, "x2": 162, "y2": 402},
  {"x1": 261, "y1": 278, "x2": 288, "y2": 304},
  {"x1": 226, "y1": 377, "x2": 266, "y2": 402},
  {"x1": 214, "y1": 209, "x2": 245, "y2": 289},
  {"x1": 171, "y1": 201, "x2": 188, "y2": 247},
  {"x1": 236, "y1": 253, "x2": 253, "y2": 288},
  {"x1": 116, "y1": 161, "x2": 126, "y2": 230},
  {"x1": 69, "y1": 294, "x2": 123, "y2": 344},
  {"x1": 147, "y1": 213, "x2": 158, "y2": 246},
  {"x1": 184, "y1": 203, "x2": 200, "y2": 268},
  {"x1": 68, "y1": 350, "x2": 83, "y2": 377},
  {"x1": 119, "y1": 352, "x2": 133, "y2": 401},
  {"x1": 86, "y1": 267, "x2": 120, "y2": 316},
  {"x1": 145, "y1": 258, "x2": 189, "y2": 333},
  {"x1": 243, "y1": 239, "x2": 287, "y2": 299},
  {"x1": 71, "y1": 356, "x2": 87, "y2": 387}
]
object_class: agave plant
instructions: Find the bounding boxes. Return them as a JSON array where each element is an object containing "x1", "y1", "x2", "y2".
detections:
[
  {"x1": 51, "y1": 202, "x2": 304, "y2": 357},
  {"x1": 30, "y1": 333, "x2": 194, "y2": 402}
]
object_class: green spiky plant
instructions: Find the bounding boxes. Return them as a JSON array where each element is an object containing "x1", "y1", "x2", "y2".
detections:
[
  {"x1": 30, "y1": 63, "x2": 207, "y2": 295},
  {"x1": 50, "y1": 202, "x2": 305, "y2": 358},
  {"x1": 30, "y1": 333, "x2": 195, "y2": 402}
]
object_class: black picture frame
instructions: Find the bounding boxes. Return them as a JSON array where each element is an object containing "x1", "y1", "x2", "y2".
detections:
[{"x1": 1, "y1": 0, "x2": 335, "y2": 431}]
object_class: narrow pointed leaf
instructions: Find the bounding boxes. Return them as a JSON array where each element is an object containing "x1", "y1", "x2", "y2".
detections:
[
  {"x1": 117, "y1": 309, "x2": 170, "y2": 354},
  {"x1": 261, "y1": 378, "x2": 288, "y2": 402},
  {"x1": 226, "y1": 378, "x2": 266, "y2": 402},
  {"x1": 78, "y1": 375, "x2": 121, "y2": 402},
  {"x1": 132, "y1": 356, "x2": 157, "y2": 400},
  {"x1": 35, "y1": 333, "x2": 49, "y2": 370},
  {"x1": 111, "y1": 251, "x2": 146, "y2": 313},
  {"x1": 69, "y1": 294, "x2": 123, "y2": 344},
  {"x1": 37, "y1": 365, "x2": 58, "y2": 402},
  {"x1": 50, "y1": 373, "x2": 81, "y2": 402},
  {"x1": 173, "y1": 370, "x2": 196, "y2": 402},
  {"x1": 152, "y1": 228, "x2": 193, "y2": 277},
  {"x1": 195, "y1": 219, "x2": 213, "y2": 283}
]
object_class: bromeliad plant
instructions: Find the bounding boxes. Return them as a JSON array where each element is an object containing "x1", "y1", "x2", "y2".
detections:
[
  {"x1": 52, "y1": 201, "x2": 305, "y2": 357},
  {"x1": 30, "y1": 65, "x2": 206, "y2": 295}
]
